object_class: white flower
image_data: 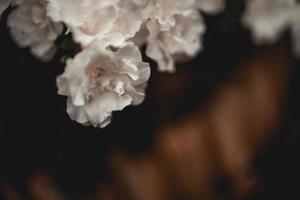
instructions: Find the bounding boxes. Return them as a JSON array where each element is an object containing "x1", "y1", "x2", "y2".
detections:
[
  {"x1": 243, "y1": 0, "x2": 300, "y2": 57},
  {"x1": 148, "y1": 0, "x2": 224, "y2": 30},
  {"x1": 7, "y1": 0, "x2": 63, "y2": 61},
  {"x1": 146, "y1": 10, "x2": 205, "y2": 72},
  {"x1": 196, "y1": 0, "x2": 225, "y2": 14},
  {"x1": 149, "y1": 0, "x2": 195, "y2": 30},
  {"x1": 47, "y1": 0, "x2": 153, "y2": 47},
  {"x1": 143, "y1": 0, "x2": 223, "y2": 72},
  {"x1": 57, "y1": 42, "x2": 151, "y2": 128},
  {"x1": 243, "y1": 0, "x2": 297, "y2": 43}
]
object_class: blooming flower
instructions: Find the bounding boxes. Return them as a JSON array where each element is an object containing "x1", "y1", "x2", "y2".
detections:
[
  {"x1": 2, "y1": 0, "x2": 231, "y2": 128},
  {"x1": 146, "y1": 10, "x2": 205, "y2": 72},
  {"x1": 196, "y1": 0, "x2": 225, "y2": 14},
  {"x1": 47, "y1": 0, "x2": 153, "y2": 47},
  {"x1": 142, "y1": 0, "x2": 224, "y2": 72},
  {"x1": 243, "y1": 0, "x2": 297, "y2": 43},
  {"x1": 243, "y1": 0, "x2": 300, "y2": 57},
  {"x1": 57, "y1": 42, "x2": 151, "y2": 128},
  {"x1": 149, "y1": 0, "x2": 197, "y2": 31},
  {"x1": 7, "y1": 0, "x2": 63, "y2": 61}
]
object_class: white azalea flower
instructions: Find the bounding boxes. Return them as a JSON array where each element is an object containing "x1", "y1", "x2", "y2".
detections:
[
  {"x1": 149, "y1": 0, "x2": 195, "y2": 30},
  {"x1": 7, "y1": 0, "x2": 63, "y2": 61},
  {"x1": 144, "y1": 0, "x2": 224, "y2": 72},
  {"x1": 243, "y1": 0, "x2": 300, "y2": 57},
  {"x1": 149, "y1": 0, "x2": 224, "y2": 30},
  {"x1": 197, "y1": 0, "x2": 225, "y2": 14},
  {"x1": 47, "y1": 0, "x2": 153, "y2": 47},
  {"x1": 57, "y1": 42, "x2": 151, "y2": 128},
  {"x1": 243, "y1": 0, "x2": 298, "y2": 43},
  {"x1": 146, "y1": 10, "x2": 205, "y2": 72}
]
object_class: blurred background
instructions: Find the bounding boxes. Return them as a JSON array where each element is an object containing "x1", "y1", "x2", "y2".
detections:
[{"x1": 0, "y1": 1, "x2": 300, "y2": 199}]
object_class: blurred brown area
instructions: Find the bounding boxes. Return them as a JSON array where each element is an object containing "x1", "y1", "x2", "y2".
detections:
[{"x1": 0, "y1": 39, "x2": 292, "y2": 200}]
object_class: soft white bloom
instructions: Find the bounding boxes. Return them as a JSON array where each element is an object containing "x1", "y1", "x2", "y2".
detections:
[
  {"x1": 243, "y1": 0, "x2": 298, "y2": 43},
  {"x1": 57, "y1": 42, "x2": 151, "y2": 128},
  {"x1": 150, "y1": 0, "x2": 195, "y2": 30},
  {"x1": 143, "y1": 0, "x2": 224, "y2": 72},
  {"x1": 146, "y1": 10, "x2": 205, "y2": 72},
  {"x1": 197, "y1": 0, "x2": 225, "y2": 14},
  {"x1": 149, "y1": 0, "x2": 224, "y2": 30},
  {"x1": 7, "y1": 0, "x2": 63, "y2": 61},
  {"x1": 130, "y1": 0, "x2": 195, "y2": 48},
  {"x1": 243, "y1": 0, "x2": 300, "y2": 57},
  {"x1": 47, "y1": 0, "x2": 153, "y2": 47}
]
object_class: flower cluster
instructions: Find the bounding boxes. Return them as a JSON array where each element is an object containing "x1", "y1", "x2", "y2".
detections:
[
  {"x1": 243, "y1": 0, "x2": 300, "y2": 56},
  {"x1": 1, "y1": 0, "x2": 226, "y2": 128},
  {"x1": 3, "y1": 0, "x2": 299, "y2": 128}
]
